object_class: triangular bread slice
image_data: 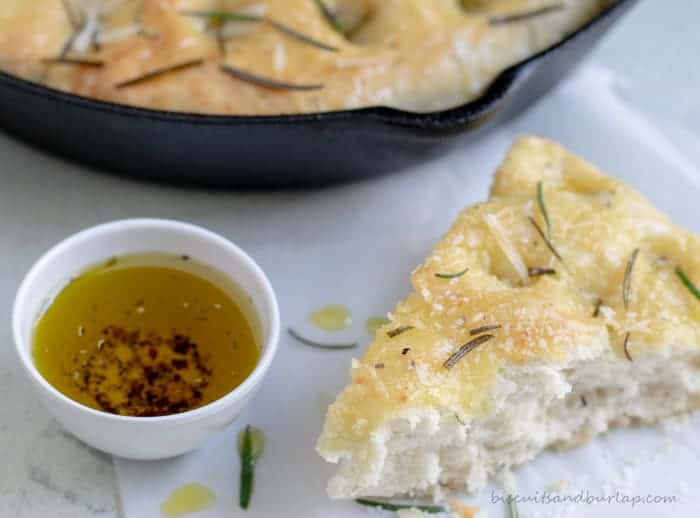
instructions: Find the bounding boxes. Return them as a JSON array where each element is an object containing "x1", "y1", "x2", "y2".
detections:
[{"x1": 317, "y1": 136, "x2": 700, "y2": 499}]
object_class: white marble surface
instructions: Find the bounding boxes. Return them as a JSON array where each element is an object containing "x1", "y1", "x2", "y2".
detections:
[{"x1": 0, "y1": 1, "x2": 699, "y2": 517}]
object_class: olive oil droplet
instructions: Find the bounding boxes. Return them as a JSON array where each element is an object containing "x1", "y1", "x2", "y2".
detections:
[
  {"x1": 309, "y1": 304, "x2": 351, "y2": 332},
  {"x1": 160, "y1": 484, "x2": 215, "y2": 517}
]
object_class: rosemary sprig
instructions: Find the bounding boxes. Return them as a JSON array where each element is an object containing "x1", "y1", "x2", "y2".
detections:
[
  {"x1": 314, "y1": 0, "x2": 345, "y2": 34},
  {"x1": 506, "y1": 495, "x2": 519, "y2": 518},
  {"x1": 221, "y1": 64, "x2": 324, "y2": 91},
  {"x1": 181, "y1": 10, "x2": 338, "y2": 52},
  {"x1": 288, "y1": 328, "x2": 357, "y2": 349},
  {"x1": 528, "y1": 267, "x2": 556, "y2": 277},
  {"x1": 355, "y1": 499, "x2": 447, "y2": 514},
  {"x1": 490, "y1": 3, "x2": 564, "y2": 25},
  {"x1": 675, "y1": 266, "x2": 700, "y2": 302},
  {"x1": 266, "y1": 19, "x2": 338, "y2": 52},
  {"x1": 387, "y1": 325, "x2": 414, "y2": 338},
  {"x1": 528, "y1": 217, "x2": 564, "y2": 264},
  {"x1": 623, "y1": 332, "x2": 633, "y2": 362},
  {"x1": 435, "y1": 267, "x2": 468, "y2": 279},
  {"x1": 622, "y1": 248, "x2": 639, "y2": 310},
  {"x1": 469, "y1": 324, "x2": 501, "y2": 336},
  {"x1": 43, "y1": 58, "x2": 104, "y2": 68},
  {"x1": 115, "y1": 59, "x2": 204, "y2": 89},
  {"x1": 536, "y1": 181, "x2": 551, "y2": 239},
  {"x1": 444, "y1": 334, "x2": 494, "y2": 370},
  {"x1": 237, "y1": 425, "x2": 265, "y2": 509}
]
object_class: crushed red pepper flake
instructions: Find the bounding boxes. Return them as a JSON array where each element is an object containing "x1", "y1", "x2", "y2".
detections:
[{"x1": 69, "y1": 326, "x2": 212, "y2": 416}]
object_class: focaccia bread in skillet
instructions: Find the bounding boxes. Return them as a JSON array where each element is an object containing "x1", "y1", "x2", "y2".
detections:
[
  {"x1": 0, "y1": 0, "x2": 607, "y2": 115},
  {"x1": 317, "y1": 136, "x2": 700, "y2": 499}
]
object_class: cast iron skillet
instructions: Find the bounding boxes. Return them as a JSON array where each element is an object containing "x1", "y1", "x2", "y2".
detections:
[{"x1": 0, "y1": 1, "x2": 637, "y2": 188}]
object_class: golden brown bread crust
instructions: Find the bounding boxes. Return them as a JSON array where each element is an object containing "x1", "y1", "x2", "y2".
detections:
[
  {"x1": 318, "y1": 136, "x2": 700, "y2": 455},
  {"x1": 0, "y1": 0, "x2": 606, "y2": 115}
]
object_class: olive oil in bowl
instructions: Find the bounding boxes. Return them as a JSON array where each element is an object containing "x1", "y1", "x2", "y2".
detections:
[{"x1": 33, "y1": 254, "x2": 260, "y2": 417}]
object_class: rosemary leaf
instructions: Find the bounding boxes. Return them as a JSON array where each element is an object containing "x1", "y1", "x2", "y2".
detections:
[
  {"x1": 536, "y1": 181, "x2": 551, "y2": 239},
  {"x1": 387, "y1": 325, "x2": 414, "y2": 338},
  {"x1": 288, "y1": 328, "x2": 357, "y2": 350},
  {"x1": 180, "y1": 10, "x2": 261, "y2": 23},
  {"x1": 622, "y1": 248, "x2": 639, "y2": 310},
  {"x1": 237, "y1": 426, "x2": 265, "y2": 509},
  {"x1": 267, "y1": 18, "x2": 338, "y2": 52},
  {"x1": 58, "y1": 0, "x2": 90, "y2": 57},
  {"x1": 506, "y1": 495, "x2": 519, "y2": 518},
  {"x1": 314, "y1": 0, "x2": 345, "y2": 34},
  {"x1": 59, "y1": 24, "x2": 82, "y2": 58},
  {"x1": 528, "y1": 267, "x2": 556, "y2": 277},
  {"x1": 221, "y1": 64, "x2": 324, "y2": 91},
  {"x1": 528, "y1": 217, "x2": 564, "y2": 264},
  {"x1": 623, "y1": 332, "x2": 633, "y2": 362},
  {"x1": 43, "y1": 58, "x2": 104, "y2": 68},
  {"x1": 115, "y1": 59, "x2": 204, "y2": 89},
  {"x1": 675, "y1": 266, "x2": 700, "y2": 302},
  {"x1": 435, "y1": 267, "x2": 468, "y2": 279},
  {"x1": 58, "y1": 2, "x2": 99, "y2": 56},
  {"x1": 490, "y1": 3, "x2": 564, "y2": 25},
  {"x1": 444, "y1": 334, "x2": 494, "y2": 370},
  {"x1": 355, "y1": 499, "x2": 446, "y2": 514},
  {"x1": 469, "y1": 324, "x2": 501, "y2": 336},
  {"x1": 237, "y1": 426, "x2": 265, "y2": 461}
]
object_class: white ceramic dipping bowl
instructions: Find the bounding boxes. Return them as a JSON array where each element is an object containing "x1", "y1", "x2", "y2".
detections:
[{"x1": 13, "y1": 219, "x2": 280, "y2": 460}]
